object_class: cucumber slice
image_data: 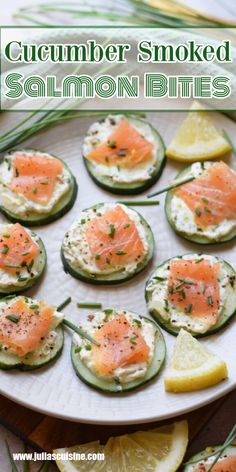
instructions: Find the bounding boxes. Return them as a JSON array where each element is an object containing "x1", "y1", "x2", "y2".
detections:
[
  {"x1": 0, "y1": 149, "x2": 78, "y2": 226},
  {"x1": 183, "y1": 445, "x2": 236, "y2": 472},
  {"x1": 71, "y1": 315, "x2": 166, "y2": 393},
  {"x1": 61, "y1": 203, "x2": 154, "y2": 285},
  {"x1": 145, "y1": 254, "x2": 236, "y2": 337},
  {"x1": 0, "y1": 326, "x2": 64, "y2": 370},
  {"x1": 0, "y1": 295, "x2": 64, "y2": 370},
  {"x1": 83, "y1": 115, "x2": 166, "y2": 194},
  {"x1": 0, "y1": 230, "x2": 46, "y2": 295},
  {"x1": 165, "y1": 162, "x2": 236, "y2": 244}
]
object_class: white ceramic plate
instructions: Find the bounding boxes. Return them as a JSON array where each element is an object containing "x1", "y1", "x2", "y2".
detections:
[{"x1": 0, "y1": 110, "x2": 236, "y2": 424}]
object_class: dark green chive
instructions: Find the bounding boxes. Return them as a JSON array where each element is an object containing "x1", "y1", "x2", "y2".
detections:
[
  {"x1": 116, "y1": 152, "x2": 126, "y2": 157},
  {"x1": 95, "y1": 254, "x2": 101, "y2": 260},
  {"x1": 2, "y1": 234, "x2": 10, "y2": 238},
  {"x1": 29, "y1": 304, "x2": 39, "y2": 310},
  {"x1": 27, "y1": 259, "x2": 34, "y2": 273},
  {"x1": 80, "y1": 219, "x2": 86, "y2": 224},
  {"x1": 133, "y1": 319, "x2": 142, "y2": 327},
  {"x1": 15, "y1": 168, "x2": 19, "y2": 177},
  {"x1": 130, "y1": 335, "x2": 138, "y2": 345},
  {"x1": 195, "y1": 258, "x2": 204, "y2": 263},
  {"x1": 57, "y1": 297, "x2": 72, "y2": 312},
  {"x1": 108, "y1": 224, "x2": 115, "y2": 238},
  {"x1": 115, "y1": 251, "x2": 126, "y2": 255},
  {"x1": 85, "y1": 344, "x2": 92, "y2": 351},
  {"x1": 168, "y1": 286, "x2": 174, "y2": 295},
  {"x1": 6, "y1": 314, "x2": 20, "y2": 323},
  {"x1": 202, "y1": 197, "x2": 209, "y2": 203},
  {"x1": 186, "y1": 304, "x2": 192, "y2": 314},
  {"x1": 124, "y1": 223, "x2": 130, "y2": 229},
  {"x1": 207, "y1": 295, "x2": 213, "y2": 306},
  {"x1": 2, "y1": 246, "x2": 9, "y2": 254},
  {"x1": 202, "y1": 284, "x2": 207, "y2": 294},
  {"x1": 204, "y1": 206, "x2": 211, "y2": 213},
  {"x1": 195, "y1": 208, "x2": 201, "y2": 217},
  {"x1": 74, "y1": 346, "x2": 81, "y2": 353},
  {"x1": 4, "y1": 264, "x2": 22, "y2": 269},
  {"x1": 77, "y1": 302, "x2": 102, "y2": 309},
  {"x1": 104, "y1": 309, "x2": 113, "y2": 315},
  {"x1": 153, "y1": 276, "x2": 167, "y2": 282},
  {"x1": 107, "y1": 140, "x2": 116, "y2": 149},
  {"x1": 164, "y1": 299, "x2": 169, "y2": 312}
]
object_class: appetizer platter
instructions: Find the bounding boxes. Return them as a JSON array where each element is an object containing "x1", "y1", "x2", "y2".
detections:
[{"x1": 0, "y1": 107, "x2": 236, "y2": 425}]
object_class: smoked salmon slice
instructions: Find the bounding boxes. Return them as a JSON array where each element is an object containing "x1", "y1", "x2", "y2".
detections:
[
  {"x1": 175, "y1": 162, "x2": 236, "y2": 228},
  {"x1": 86, "y1": 118, "x2": 153, "y2": 169},
  {"x1": 0, "y1": 297, "x2": 54, "y2": 357},
  {"x1": 194, "y1": 455, "x2": 236, "y2": 472},
  {"x1": 10, "y1": 153, "x2": 63, "y2": 204},
  {"x1": 92, "y1": 314, "x2": 150, "y2": 376},
  {"x1": 0, "y1": 223, "x2": 39, "y2": 273},
  {"x1": 86, "y1": 206, "x2": 145, "y2": 269},
  {"x1": 167, "y1": 259, "x2": 221, "y2": 326}
]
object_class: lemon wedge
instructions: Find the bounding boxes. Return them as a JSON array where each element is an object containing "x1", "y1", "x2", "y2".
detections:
[
  {"x1": 166, "y1": 101, "x2": 231, "y2": 162},
  {"x1": 164, "y1": 329, "x2": 228, "y2": 393},
  {"x1": 54, "y1": 420, "x2": 188, "y2": 472}
]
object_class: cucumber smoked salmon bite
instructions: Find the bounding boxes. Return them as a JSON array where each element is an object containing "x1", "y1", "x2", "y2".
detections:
[
  {"x1": 83, "y1": 115, "x2": 166, "y2": 194},
  {"x1": 0, "y1": 223, "x2": 46, "y2": 294},
  {"x1": 61, "y1": 203, "x2": 154, "y2": 284},
  {"x1": 165, "y1": 161, "x2": 236, "y2": 244},
  {"x1": 0, "y1": 149, "x2": 78, "y2": 226},
  {"x1": 71, "y1": 309, "x2": 166, "y2": 393},
  {"x1": 0, "y1": 295, "x2": 64, "y2": 370},
  {"x1": 145, "y1": 254, "x2": 236, "y2": 337},
  {"x1": 184, "y1": 445, "x2": 236, "y2": 472}
]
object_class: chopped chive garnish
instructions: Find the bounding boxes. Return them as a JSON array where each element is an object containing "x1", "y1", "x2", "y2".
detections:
[
  {"x1": 202, "y1": 197, "x2": 209, "y2": 203},
  {"x1": 107, "y1": 140, "x2": 116, "y2": 148},
  {"x1": 115, "y1": 250, "x2": 126, "y2": 255},
  {"x1": 195, "y1": 258, "x2": 204, "y2": 263},
  {"x1": 176, "y1": 281, "x2": 185, "y2": 290},
  {"x1": 164, "y1": 299, "x2": 169, "y2": 312},
  {"x1": 15, "y1": 168, "x2": 19, "y2": 177},
  {"x1": 153, "y1": 276, "x2": 166, "y2": 282},
  {"x1": 4, "y1": 264, "x2": 22, "y2": 269},
  {"x1": 57, "y1": 297, "x2": 72, "y2": 312},
  {"x1": 168, "y1": 286, "x2": 174, "y2": 294},
  {"x1": 6, "y1": 314, "x2": 20, "y2": 323},
  {"x1": 27, "y1": 259, "x2": 34, "y2": 273},
  {"x1": 95, "y1": 254, "x2": 101, "y2": 260},
  {"x1": 21, "y1": 252, "x2": 30, "y2": 256},
  {"x1": 77, "y1": 302, "x2": 102, "y2": 309},
  {"x1": 186, "y1": 304, "x2": 192, "y2": 314},
  {"x1": 32, "y1": 188, "x2": 38, "y2": 194},
  {"x1": 80, "y1": 219, "x2": 86, "y2": 224},
  {"x1": 133, "y1": 318, "x2": 142, "y2": 327},
  {"x1": 2, "y1": 246, "x2": 9, "y2": 254},
  {"x1": 3, "y1": 234, "x2": 10, "y2": 238},
  {"x1": 176, "y1": 278, "x2": 196, "y2": 285},
  {"x1": 63, "y1": 319, "x2": 100, "y2": 346},
  {"x1": 180, "y1": 290, "x2": 186, "y2": 299},
  {"x1": 202, "y1": 284, "x2": 207, "y2": 294},
  {"x1": 104, "y1": 309, "x2": 113, "y2": 315},
  {"x1": 204, "y1": 206, "x2": 211, "y2": 213},
  {"x1": 116, "y1": 152, "x2": 126, "y2": 157},
  {"x1": 148, "y1": 176, "x2": 195, "y2": 198},
  {"x1": 130, "y1": 335, "x2": 138, "y2": 345},
  {"x1": 108, "y1": 224, "x2": 115, "y2": 238},
  {"x1": 85, "y1": 344, "x2": 92, "y2": 351},
  {"x1": 207, "y1": 295, "x2": 213, "y2": 306},
  {"x1": 118, "y1": 200, "x2": 160, "y2": 206},
  {"x1": 74, "y1": 346, "x2": 81, "y2": 354},
  {"x1": 29, "y1": 304, "x2": 39, "y2": 310},
  {"x1": 195, "y1": 208, "x2": 201, "y2": 217},
  {"x1": 124, "y1": 223, "x2": 130, "y2": 229}
]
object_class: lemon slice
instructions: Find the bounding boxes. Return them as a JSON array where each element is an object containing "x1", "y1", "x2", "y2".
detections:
[
  {"x1": 164, "y1": 329, "x2": 228, "y2": 393},
  {"x1": 54, "y1": 420, "x2": 188, "y2": 472},
  {"x1": 166, "y1": 101, "x2": 231, "y2": 162}
]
